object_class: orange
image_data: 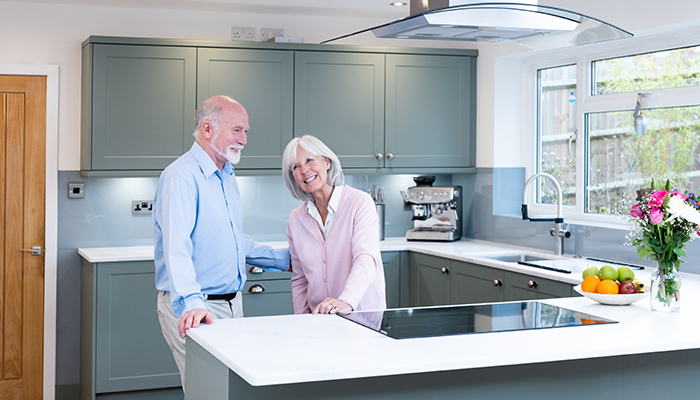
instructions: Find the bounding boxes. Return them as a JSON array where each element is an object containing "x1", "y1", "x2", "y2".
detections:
[
  {"x1": 597, "y1": 279, "x2": 619, "y2": 295},
  {"x1": 581, "y1": 275, "x2": 601, "y2": 293}
]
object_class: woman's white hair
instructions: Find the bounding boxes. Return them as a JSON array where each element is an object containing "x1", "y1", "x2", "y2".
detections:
[{"x1": 282, "y1": 135, "x2": 345, "y2": 202}]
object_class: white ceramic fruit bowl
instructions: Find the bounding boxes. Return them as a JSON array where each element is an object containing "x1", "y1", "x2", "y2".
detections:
[{"x1": 573, "y1": 285, "x2": 648, "y2": 306}]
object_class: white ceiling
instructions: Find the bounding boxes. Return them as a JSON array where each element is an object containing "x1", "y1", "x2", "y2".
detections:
[{"x1": 12, "y1": 0, "x2": 410, "y2": 19}]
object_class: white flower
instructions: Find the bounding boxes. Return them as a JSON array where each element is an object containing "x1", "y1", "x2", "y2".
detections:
[{"x1": 667, "y1": 195, "x2": 700, "y2": 225}]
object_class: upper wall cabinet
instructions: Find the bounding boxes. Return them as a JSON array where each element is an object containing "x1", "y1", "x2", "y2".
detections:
[
  {"x1": 294, "y1": 51, "x2": 385, "y2": 169},
  {"x1": 81, "y1": 43, "x2": 197, "y2": 176},
  {"x1": 385, "y1": 54, "x2": 475, "y2": 169},
  {"x1": 294, "y1": 51, "x2": 476, "y2": 171},
  {"x1": 81, "y1": 37, "x2": 477, "y2": 177},
  {"x1": 197, "y1": 48, "x2": 294, "y2": 170}
]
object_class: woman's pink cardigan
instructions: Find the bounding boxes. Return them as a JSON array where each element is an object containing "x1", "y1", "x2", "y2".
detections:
[{"x1": 287, "y1": 185, "x2": 386, "y2": 314}]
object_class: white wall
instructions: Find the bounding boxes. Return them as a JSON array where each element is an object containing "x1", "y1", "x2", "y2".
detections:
[{"x1": 3, "y1": 1, "x2": 700, "y2": 171}]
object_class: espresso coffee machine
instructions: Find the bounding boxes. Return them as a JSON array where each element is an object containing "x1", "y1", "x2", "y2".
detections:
[{"x1": 405, "y1": 176, "x2": 462, "y2": 242}]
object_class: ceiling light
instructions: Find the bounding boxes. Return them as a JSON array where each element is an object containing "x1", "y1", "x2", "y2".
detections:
[{"x1": 390, "y1": 2, "x2": 407, "y2": 6}]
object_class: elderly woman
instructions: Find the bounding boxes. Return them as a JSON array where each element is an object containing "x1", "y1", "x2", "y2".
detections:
[{"x1": 282, "y1": 135, "x2": 386, "y2": 315}]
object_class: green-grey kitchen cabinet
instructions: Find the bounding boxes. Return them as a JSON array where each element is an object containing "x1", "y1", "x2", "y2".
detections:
[
  {"x1": 410, "y1": 253, "x2": 452, "y2": 307},
  {"x1": 382, "y1": 251, "x2": 410, "y2": 309},
  {"x1": 242, "y1": 266, "x2": 293, "y2": 317},
  {"x1": 294, "y1": 51, "x2": 386, "y2": 169},
  {"x1": 81, "y1": 42, "x2": 197, "y2": 176},
  {"x1": 450, "y1": 260, "x2": 506, "y2": 304},
  {"x1": 294, "y1": 51, "x2": 477, "y2": 170},
  {"x1": 80, "y1": 259, "x2": 183, "y2": 400},
  {"x1": 385, "y1": 54, "x2": 476, "y2": 169},
  {"x1": 197, "y1": 48, "x2": 294, "y2": 170},
  {"x1": 504, "y1": 270, "x2": 573, "y2": 301}
]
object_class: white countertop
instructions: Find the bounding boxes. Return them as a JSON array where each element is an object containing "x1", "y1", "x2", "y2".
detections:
[
  {"x1": 188, "y1": 278, "x2": 700, "y2": 386},
  {"x1": 78, "y1": 237, "x2": 648, "y2": 285},
  {"x1": 81, "y1": 239, "x2": 699, "y2": 386}
]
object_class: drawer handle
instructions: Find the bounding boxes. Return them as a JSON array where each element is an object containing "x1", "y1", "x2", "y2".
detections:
[
  {"x1": 249, "y1": 284, "x2": 265, "y2": 294},
  {"x1": 375, "y1": 153, "x2": 384, "y2": 160},
  {"x1": 441, "y1": 267, "x2": 449, "y2": 274},
  {"x1": 386, "y1": 153, "x2": 395, "y2": 160},
  {"x1": 528, "y1": 280, "x2": 538, "y2": 289},
  {"x1": 249, "y1": 266, "x2": 264, "y2": 274},
  {"x1": 493, "y1": 279, "x2": 503, "y2": 287}
]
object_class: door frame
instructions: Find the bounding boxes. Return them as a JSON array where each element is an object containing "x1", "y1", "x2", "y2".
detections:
[{"x1": 0, "y1": 64, "x2": 59, "y2": 400}]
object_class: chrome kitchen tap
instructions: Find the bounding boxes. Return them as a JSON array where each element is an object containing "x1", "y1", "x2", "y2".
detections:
[{"x1": 521, "y1": 173, "x2": 570, "y2": 255}]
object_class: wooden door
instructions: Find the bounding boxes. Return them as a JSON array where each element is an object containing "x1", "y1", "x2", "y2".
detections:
[{"x1": 0, "y1": 75, "x2": 46, "y2": 399}]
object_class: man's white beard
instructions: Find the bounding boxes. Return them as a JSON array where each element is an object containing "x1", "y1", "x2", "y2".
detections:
[
  {"x1": 212, "y1": 129, "x2": 243, "y2": 165},
  {"x1": 217, "y1": 145, "x2": 243, "y2": 165}
]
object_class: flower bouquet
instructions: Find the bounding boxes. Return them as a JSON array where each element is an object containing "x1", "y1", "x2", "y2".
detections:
[{"x1": 626, "y1": 178, "x2": 700, "y2": 311}]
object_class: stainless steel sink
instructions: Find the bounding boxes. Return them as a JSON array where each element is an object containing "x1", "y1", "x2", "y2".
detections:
[{"x1": 481, "y1": 254, "x2": 556, "y2": 263}]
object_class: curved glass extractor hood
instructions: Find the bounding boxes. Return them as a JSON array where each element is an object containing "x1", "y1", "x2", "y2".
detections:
[{"x1": 321, "y1": 1, "x2": 633, "y2": 50}]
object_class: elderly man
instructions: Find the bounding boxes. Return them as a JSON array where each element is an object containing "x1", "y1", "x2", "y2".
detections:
[{"x1": 153, "y1": 95, "x2": 289, "y2": 386}]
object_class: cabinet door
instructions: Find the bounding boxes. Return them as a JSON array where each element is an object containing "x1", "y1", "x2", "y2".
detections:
[
  {"x1": 294, "y1": 51, "x2": 385, "y2": 168},
  {"x1": 198, "y1": 48, "x2": 294, "y2": 169},
  {"x1": 86, "y1": 44, "x2": 196, "y2": 171},
  {"x1": 94, "y1": 261, "x2": 180, "y2": 393},
  {"x1": 504, "y1": 271, "x2": 573, "y2": 301},
  {"x1": 385, "y1": 54, "x2": 476, "y2": 168},
  {"x1": 410, "y1": 253, "x2": 451, "y2": 307},
  {"x1": 382, "y1": 251, "x2": 401, "y2": 309},
  {"x1": 451, "y1": 261, "x2": 505, "y2": 305}
]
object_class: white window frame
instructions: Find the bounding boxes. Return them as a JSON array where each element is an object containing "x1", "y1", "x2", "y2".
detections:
[{"x1": 521, "y1": 22, "x2": 700, "y2": 228}]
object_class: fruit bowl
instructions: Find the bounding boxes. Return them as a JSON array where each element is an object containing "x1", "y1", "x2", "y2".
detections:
[{"x1": 573, "y1": 285, "x2": 648, "y2": 306}]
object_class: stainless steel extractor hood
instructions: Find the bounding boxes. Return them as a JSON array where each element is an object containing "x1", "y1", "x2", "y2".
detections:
[{"x1": 322, "y1": 0, "x2": 633, "y2": 50}]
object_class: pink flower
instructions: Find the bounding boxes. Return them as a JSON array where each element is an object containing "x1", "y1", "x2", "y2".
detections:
[
  {"x1": 672, "y1": 190, "x2": 688, "y2": 201},
  {"x1": 649, "y1": 208, "x2": 664, "y2": 225},
  {"x1": 629, "y1": 204, "x2": 644, "y2": 219},
  {"x1": 648, "y1": 190, "x2": 669, "y2": 208}
]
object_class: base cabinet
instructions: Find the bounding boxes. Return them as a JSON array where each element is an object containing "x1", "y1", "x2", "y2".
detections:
[
  {"x1": 410, "y1": 254, "x2": 574, "y2": 307},
  {"x1": 242, "y1": 267, "x2": 293, "y2": 317},
  {"x1": 80, "y1": 260, "x2": 182, "y2": 400},
  {"x1": 80, "y1": 260, "x2": 294, "y2": 400}
]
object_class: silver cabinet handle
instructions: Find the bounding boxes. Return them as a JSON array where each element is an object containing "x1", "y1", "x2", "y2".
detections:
[
  {"x1": 20, "y1": 246, "x2": 42, "y2": 256},
  {"x1": 375, "y1": 153, "x2": 383, "y2": 160},
  {"x1": 528, "y1": 280, "x2": 538, "y2": 289},
  {"x1": 440, "y1": 267, "x2": 449, "y2": 274},
  {"x1": 493, "y1": 279, "x2": 503, "y2": 287},
  {"x1": 248, "y1": 284, "x2": 265, "y2": 294},
  {"x1": 249, "y1": 266, "x2": 264, "y2": 274},
  {"x1": 386, "y1": 153, "x2": 395, "y2": 160}
]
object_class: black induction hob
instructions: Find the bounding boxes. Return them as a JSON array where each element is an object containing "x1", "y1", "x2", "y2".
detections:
[{"x1": 340, "y1": 301, "x2": 617, "y2": 339}]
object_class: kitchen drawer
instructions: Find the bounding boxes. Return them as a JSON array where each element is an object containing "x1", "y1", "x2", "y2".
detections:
[
  {"x1": 242, "y1": 279, "x2": 293, "y2": 317},
  {"x1": 246, "y1": 265, "x2": 292, "y2": 281}
]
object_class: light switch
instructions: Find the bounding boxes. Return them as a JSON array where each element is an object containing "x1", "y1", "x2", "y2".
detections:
[{"x1": 68, "y1": 182, "x2": 85, "y2": 199}]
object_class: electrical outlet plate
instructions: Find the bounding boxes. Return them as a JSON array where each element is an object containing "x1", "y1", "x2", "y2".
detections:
[
  {"x1": 132, "y1": 200, "x2": 153, "y2": 214},
  {"x1": 68, "y1": 182, "x2": 85, "y2": 199},
  {"x1": 231, "y1": 26, "x2": 256, "y2": 41},
  {"x1": 261, "y1": 28, "x2": 284, "y2": 41}
]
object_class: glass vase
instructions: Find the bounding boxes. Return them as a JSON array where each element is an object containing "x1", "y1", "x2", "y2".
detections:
[{"x1": 650, "y1": 265, "x2": 681, "y2": 312}]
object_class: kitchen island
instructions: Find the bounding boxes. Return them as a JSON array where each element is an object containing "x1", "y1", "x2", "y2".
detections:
[{"x1": 185, "y1": 272, "x2": 700, "y2": 399}]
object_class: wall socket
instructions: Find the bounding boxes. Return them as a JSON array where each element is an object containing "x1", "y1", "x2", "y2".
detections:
[
  {"x1": 132, "y1": 200, "x2": 153, "y2": 214},
  {"x1": 231, "y1": 26, "x2": 256, "y2": 41},
  {"x1": 261, "y1": 28, "x2": 284, "y2": 42}
]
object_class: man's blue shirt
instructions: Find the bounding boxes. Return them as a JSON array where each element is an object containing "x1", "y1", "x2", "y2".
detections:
[{"x1": 154, "y1": 142, "x2": 289, "y2": 316}]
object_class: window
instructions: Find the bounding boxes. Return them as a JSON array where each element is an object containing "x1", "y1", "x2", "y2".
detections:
[
  {"x1": 533, "y1": 37, "x2": 700, "y2": 222},
  {"x1": 537, "y1": 65, "x2": 577, "y2": 206}
]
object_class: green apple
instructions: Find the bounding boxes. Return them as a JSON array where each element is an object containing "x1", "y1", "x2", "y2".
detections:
[
  {"x1": 599, "y1": 265, "x2": 619, "y2": 281},
  {"x1": 618, "y1": 266, "x2": 635, "y2": 282},
  {"x1": 581, "y1": 266, "x2": 600, "y2": 280}
]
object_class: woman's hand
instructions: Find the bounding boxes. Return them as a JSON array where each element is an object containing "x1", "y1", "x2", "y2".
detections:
[{"x1": 312, "y1": 298, "x2": 352, "y2": 315}]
